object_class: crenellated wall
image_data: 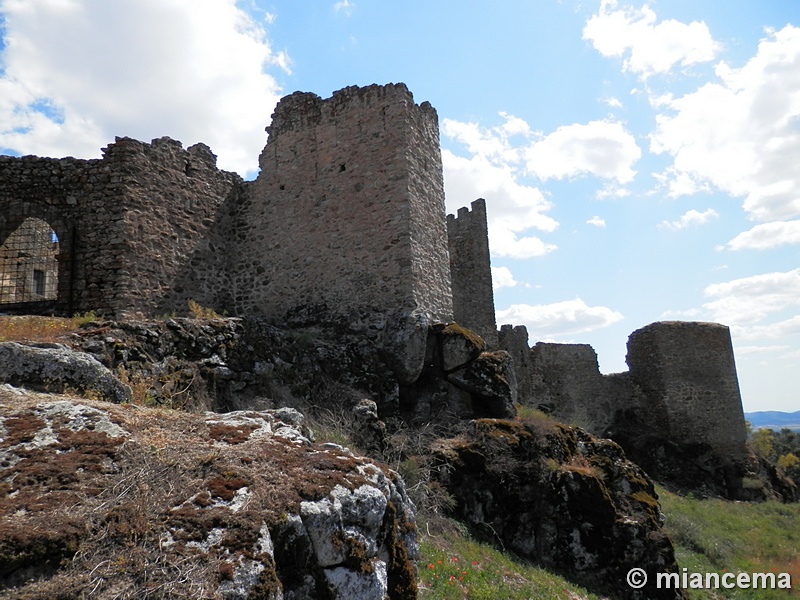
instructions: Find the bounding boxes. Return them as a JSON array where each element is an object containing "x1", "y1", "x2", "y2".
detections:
[
  {"x1": 1, "y1": 84, "x2": 753, "y2": 485},
  {"x1": 0, "y1": 84, "x2": 455, "y2": 326},
  {"x1": 500, "y1": 319, "x2": 752, "y2": 495}
]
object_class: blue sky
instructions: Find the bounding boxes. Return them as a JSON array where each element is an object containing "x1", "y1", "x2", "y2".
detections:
[{"x1": 1, "y1": 0, "x2": 798, "y2": 412}]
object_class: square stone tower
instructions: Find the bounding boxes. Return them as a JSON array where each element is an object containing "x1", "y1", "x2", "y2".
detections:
[
  {"x1": 230, "y1": 84, "x2": 454, "y2": 326},
  {"x1": 447, "y1": 198, "x2": 497, "y2": 346}
]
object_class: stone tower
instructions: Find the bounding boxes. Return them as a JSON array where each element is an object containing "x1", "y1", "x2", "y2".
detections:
[
  {"x1": 626, "y1": 321, "x2": 748, "y2": 458},
  {"x1": 447, "y1": 198, "x2": 497, "y2": 346},
  {"x1": 229, "y1": 84, "x2": 454, "y2": 326}
]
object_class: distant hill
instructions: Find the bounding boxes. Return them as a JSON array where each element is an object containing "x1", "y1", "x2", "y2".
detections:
[{"x1": 745, "y1": 410, "x2": 800, "y2": 431}]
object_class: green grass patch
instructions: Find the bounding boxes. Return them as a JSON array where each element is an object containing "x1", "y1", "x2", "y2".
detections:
[
  {"x1": 417, "y1": 522, "x2": 598, "y2": 600},
  {"x1": 658, "y1": 485, "x2": 800, "y2": 599}
]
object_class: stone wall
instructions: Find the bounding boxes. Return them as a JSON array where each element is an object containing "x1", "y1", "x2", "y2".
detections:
[
  {"x1": 447, "y1": 199, "x2": 497, "y2": 346},
  {"x1": 498, "y1": 324, "x2": 533, "y2": 401},
  {"x1": 0, "y1": 138, "x2": 241, "y2": 317},
  {"x1": 626, "y1": 321, "x2": 748, "y2": 458},
  {"x1": 0, "y1": 152, "x2": 126, "y2": 314},
  {"x1": 1, "y1": 84, "x2": 462, "y2": 330},
  {"x1": 527, "y1": 342, "x2": 642, "y2": 434},
  {"x1": 109, "y1": 137, "x2": 242, "y2": 317},
  {"x1": 230, "y1": 84, "x2": 453, "y2": 324},
  {"x1": 512, "y1": 322, "x2": 748, "y2": 459},
  {"x1": 509, "y1": 320, "x2": 756, "y2": 496},
  {"x1": 0, "y1": 218, "x2": 58, "y2": 303}
]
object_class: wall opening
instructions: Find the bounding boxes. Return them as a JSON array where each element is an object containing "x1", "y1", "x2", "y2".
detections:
[{"x1": 0, "y1": 218, "x2": 60, "y2": 305}]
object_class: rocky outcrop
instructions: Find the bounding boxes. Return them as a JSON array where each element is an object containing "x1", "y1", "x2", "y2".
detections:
[
  {"x1": 0, "y1": 342, "x2": 131, "y2": 403},
  {"x1": 63, "y1": 316, "x2": 516, "y2": 428},
  {"x1": 68, "y1": 316, "x2": 400, "y2": 416},
  {"x1": 0, "y1": 390, "x2": 418, "y2": 599},
  {"x1": 400, "y1": 324, "x2": 517, "y2": 423},
  {"x1": 431, "y1": 416, "x2": 682, "y2": 599}
]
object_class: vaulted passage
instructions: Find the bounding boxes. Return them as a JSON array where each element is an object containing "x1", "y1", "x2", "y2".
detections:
[{"x1": 0, "y1": 218, "x2": 60, "y2": 305}]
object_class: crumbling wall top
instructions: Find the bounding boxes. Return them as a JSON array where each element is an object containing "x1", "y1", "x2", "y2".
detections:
[{"x1": 266, "y1": 83, "x2": 427, "y2": 140}]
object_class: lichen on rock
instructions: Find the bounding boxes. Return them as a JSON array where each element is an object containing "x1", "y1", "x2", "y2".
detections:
[{"x1": 0, "y1": 391, "x2": 418, "y2": 599}]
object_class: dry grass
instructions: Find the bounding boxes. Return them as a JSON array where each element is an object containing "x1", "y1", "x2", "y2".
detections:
[
  {"x1": 187, "y1": 300, "x2": 222, "y2": 319},
  {"x1": 1, "y1": 391, "x2": 415, "y2": 598},
  {"x1": 0, "y1": 313, "x2": 97, "y2": 343}
]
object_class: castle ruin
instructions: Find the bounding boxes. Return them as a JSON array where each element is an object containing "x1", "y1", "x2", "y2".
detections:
[{"x1": 0, "y1": 83, "x2": 752, "y2": 494}]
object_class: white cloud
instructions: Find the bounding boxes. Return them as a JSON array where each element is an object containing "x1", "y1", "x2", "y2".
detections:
[
  {"x1": 496, "y1": 298, "x2": 624, "y2": 337},
  {"x1": 333, "y1": 0, "x2": 353, "y2": 16},
  {"x1": 703, "y1": 268, "x2": 800, "y2": 325},
  {"x1": 657, "y1": 208, "x2": 719, "y2": 230},
  {"x1": 442, "y1": 114, "x2": 560, "y2": 260},
  {"x1": 735, "y1": 344, "x2": 791, "y2": 356},
  {"x1": 583, "y1": 0, "x2": 720, "y2": 79},
  {"x1": 650, "y1": 25, "x2": 800, "y2": 222},
  {"x1": 524, "y1": 120, "x2": 641, "y2": 184},
  {"x1": 0, "y1": 0, "x2": 286, "y2": 177},
  {"x1": 443, "y1": 151, "x2": 558, "y2": 259},
  {"x1": 587, "y1": 216, "x2": 606, "y2": 228},
  {"x1": 724, "y1": 220, "x2": 800, "y2": 250},
  {"x1": 491, "y1": 266, "x2": 518, "y2": 290},
  {"x1": 442, "y1": 112, "x2": 639, "y2": 256},
  {"x1": 732, "y1": 316, "x2": 800, "y2": 341}
]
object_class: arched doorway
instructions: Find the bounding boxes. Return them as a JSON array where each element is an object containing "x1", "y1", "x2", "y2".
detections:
[{"x1": 0, "y1": 218, "x2": 60, "y2": 305}]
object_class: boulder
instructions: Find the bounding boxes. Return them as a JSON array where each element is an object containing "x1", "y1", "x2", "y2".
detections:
[
  {"x1": 381, "y1": 310, "x2": 430, "y2": 386},
  {"x1": 436, "y1": 323, "x2": 485, "y2": 372},
  {"x1": 0, "y1": 391, "x2": 418, "y2": 599},
  {"x1": 447, "y1": 351, "x2": 517, "y2": 418},
  {"x1": 0, "y1": 342, "x2": 131, "y2": 403}
]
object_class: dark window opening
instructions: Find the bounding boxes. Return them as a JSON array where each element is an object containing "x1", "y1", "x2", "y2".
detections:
[
  {"x1": 339, "y1": 164, "x2": 346, "y2": 172},
  {"x1": 0, "y1": 217, "x2": 59, "y2": 304},
  {"x1": 33, "y1": 270, "x2": 46, "y2": 296}
]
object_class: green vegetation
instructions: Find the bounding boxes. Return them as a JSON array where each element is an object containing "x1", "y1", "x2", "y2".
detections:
[
  {"x1": 414, "y1": 489, "x2": 800, "y2": 599},
  {"x1": 748, "y1": 425, "x2": 800, "y2": 484},
  {"x1": 417, "y1": 521, "x2": 598, "y2": 600},
  {"x1": 658, "y1": 485, "x2": 800, "y2": 598}
]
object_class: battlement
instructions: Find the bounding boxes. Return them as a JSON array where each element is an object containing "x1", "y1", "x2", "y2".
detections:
[{"x1": 266, "y1": 83, "x2": 422, "y2": 140}]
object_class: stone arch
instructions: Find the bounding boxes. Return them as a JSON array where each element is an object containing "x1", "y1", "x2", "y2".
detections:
[{"x1": 0, "y1": 207, "x2": 74, "y2": 313}]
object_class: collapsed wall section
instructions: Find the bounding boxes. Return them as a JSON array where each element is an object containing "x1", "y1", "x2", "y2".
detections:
[
  {"x1": 498, "y1": 324, "x2": 533, "y2": 401},
  {"x1": 626, "y1": 321, "x2": 748, "y2": 458},
  {"x1": 447, "y1": 199, "x2": 497, "y2": 346},
  {"x1": 528, "y1": 342, "x2": 641, "y2": 433},
  {"x1": 233, "y1": 84, "x2": 453, "y2": 324},
  {"x1": 0, "y1": 138, "x2": 242, "y2": 317},
  {"x1": 105, "y1": 137, "x2": 243, "y2": 317}
]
